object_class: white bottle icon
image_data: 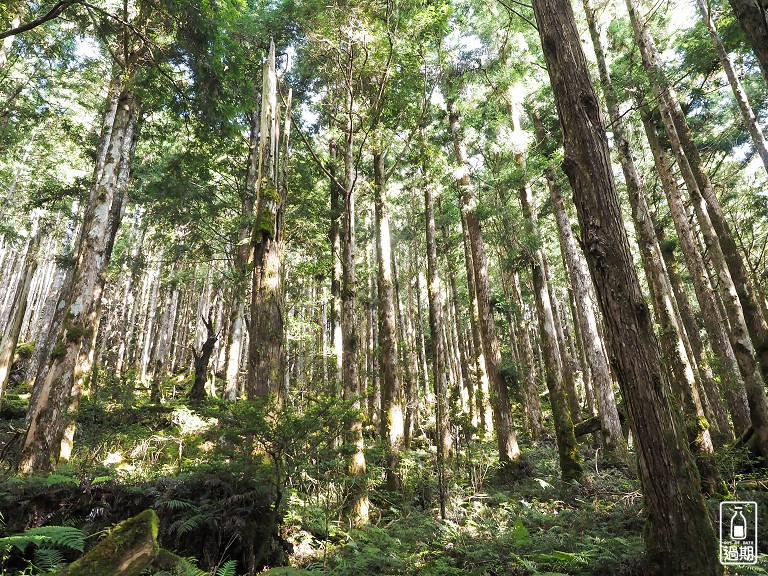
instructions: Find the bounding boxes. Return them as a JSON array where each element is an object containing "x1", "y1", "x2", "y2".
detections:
[{"x1": 731, "y1": 505, "x2": 747, "y2": 540}]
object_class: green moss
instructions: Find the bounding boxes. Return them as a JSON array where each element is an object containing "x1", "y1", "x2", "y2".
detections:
[
  {"x1": 65, "y1": 324, "x2": 88, "y2": 343},
  {"x1": 14, "y1": 341, "x2": 35, "y2": 358},
  {"x1": 50, "y1": 342, "x2": 67, "y2": 360},
  {"x1": 57, "y1": 509, "x2": 160, "y2": 576}
]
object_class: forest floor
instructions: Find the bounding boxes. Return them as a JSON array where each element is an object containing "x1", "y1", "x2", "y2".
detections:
[{"x1": 0, "y1": 378, "x2": 767, "y2": 575}]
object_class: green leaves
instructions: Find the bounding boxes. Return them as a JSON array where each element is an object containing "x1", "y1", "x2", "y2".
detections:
[{"x1": 0, "y1": 525, "x2": 85, "y2": 554}]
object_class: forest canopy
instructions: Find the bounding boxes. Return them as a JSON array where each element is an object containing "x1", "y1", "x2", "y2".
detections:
[{"x1": 0, "y1": 0, "x2": 768, "y2": 574}]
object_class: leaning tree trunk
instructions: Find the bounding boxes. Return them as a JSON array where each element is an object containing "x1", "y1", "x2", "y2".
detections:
[
  {"x1": 585, "y1": 0, "x2": 719, "y2": 464},
  {"x1": 18, "y1": 88, "x2": 140, "y2": 473},
  {"x1": 726, "y1": 0, "x2": 768, "y2": 83},
  {"x1": 374, "y1": 151, "x2": 404, "y2": 491},
  {"x1": 626, "y1": 0, "x2": 768, "y2": 459},
  {"x1": 0, "y1": 218, "x2": 41, "y2": 400},
  {"x1": 641, "y1": 112, "x2": 751, "y2": 436},
  {"x1": 531, "y1": 0, "x2": 721, "y2": 572},
  {"x1": 448, "y1": 98, "x2": 523, "y2": 470},
  {"x1": 695, "y1": 0, "x2": 768, "y2": 175}
]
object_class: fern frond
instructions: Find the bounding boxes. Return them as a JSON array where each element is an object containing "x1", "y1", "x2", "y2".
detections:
[
  {"x1": 215, "y1": 559, "x2": 237, "y2": 576},
  {"x1": 0, "y1": 526, "x2": 85, "y2": 553}
]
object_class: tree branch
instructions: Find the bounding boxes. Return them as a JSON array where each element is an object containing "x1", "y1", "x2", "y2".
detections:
[{"x1": 0, "y1": 1, "x2": 79, "y2": 41}]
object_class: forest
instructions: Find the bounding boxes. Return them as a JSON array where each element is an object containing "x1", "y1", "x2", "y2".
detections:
[{"x1": 0, "y1": 0, "x2": 767, "y2": 573}]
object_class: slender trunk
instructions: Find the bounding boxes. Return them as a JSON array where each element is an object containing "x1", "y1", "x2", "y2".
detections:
[
  {"x1": 641, "y1": 113, "x2": 751, "y2": 436},
  {"x1": 424, "y1": 180, "x2": 449, "y2": 518},
  {"x1": 548, "y1": 171, "x2": 625, "y2": 456},
  {"x1": 695, "y1": 0, "x2": 768, "y2": 174},
  {"x1": 517, "y1": 169, "x2": 581, "y2": 481},
  {"x1": 531, "y1": 0, "x2": 720, "y2": 571},
  {"x1": 509, "y1": 269, "x2": 543, "y2": 439},
  {"x1": 374, "y1": 152, "x2": 404, "y2": 490},
  {"x1": 393, "y1": 250, "x2": 418, "y2": 448},
  {"x1": 448, "y1": 98, "x2": 523, "y2": 469},
  {"x1": 588, "y1": 0, "x2": 719, "y2": 467},
  {"x1": 658, "y1": 231, "x2": 733, "y2": 440},
  {"x1": 340, "y1": 44, "x2": 367, "y2": 526},
  {"x1": 225, "y1": 108, "x2": 259, "y2": 400},
  {"x1": 0, "y1": 219, "x2": 41, "y2": 399},
  {"x1": 442, "y1": 227, "x2": 473, "y2": 426},
  {"x1": 329, "y1": 142, "x2": 344, "y2": 394},
  {"x1": 626, "y1": 0, "x2": 768, "y2": 459}
]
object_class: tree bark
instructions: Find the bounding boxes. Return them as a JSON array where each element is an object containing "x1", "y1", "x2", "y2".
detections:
[
  {"x1": 424, "y1": 179, "x2": 449, "y2": 518},
  {"x1": 374, "y1": 151, "x2": 404, "y2": 490},
  {"x1": 248, "y1": 42, "x2": 288, "y2": 400},
  {"x1": 531, "y1": 0, "x2": 721, "y2": 571},
  {"x1": 626, "y1": 0, "x2": 768, "y2": 459},
  {"x1": 461, "y1": 209, "x2": 492, "y2": 434},
  {"x1": 0, "y1": 218, "x2": 41, "y2": 400},
  {"x1": 448, "y1": 98, "x2": 523, "y2": 469},
  {"x1": 641, "y1": 112, "x2": 751, "y2": 436},
  {"x1": 18, "y1": 88, "x2": 140, "y2": 473},
  {"x1": 517, "y1": 168, "x2": 581, "y2": 481},
  {"x1": 726, "y1": 0, "x2": 768, "y2": 83},
  {"x1": 548, "y1": 171, "x2": 625, "y2": 456}
]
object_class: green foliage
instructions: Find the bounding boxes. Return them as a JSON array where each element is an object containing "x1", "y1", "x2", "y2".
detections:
[
  {"x1": 0, "y1": 526, "x2": 85, "y2": 554},
  {"x1": 214, "y1": 559, "x2": 237, "y2": 576}
]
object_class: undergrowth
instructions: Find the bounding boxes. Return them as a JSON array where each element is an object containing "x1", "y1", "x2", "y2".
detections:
[{"x1": 0, "y1": 370, "x2": 766, "y2": 575}]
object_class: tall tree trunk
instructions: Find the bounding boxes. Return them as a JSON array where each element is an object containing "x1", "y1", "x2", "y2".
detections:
[
  {"x1": 424, "y1": 180, "x2": 449, "y2": 519},
  {"x1": 248, "y1": 45, "x2": 290, "y2": 401},
  {"x1": 726, "y1": 0, "x2": 768, "y2": 83},
  {"x1": 225, "y1": 108, "x2": 259, "y2": 400},
  {"x1": 517, "y1": 167, "x2": 582, "y2": 481},
  {"x1": 0, "y1": 218, "x2": 41, "y2": 400},
  {"x1": 531, "y1": 0, "x2": 721, "y2": 571},
  {"x1": 392, "y1": 249, "x2": 418, "y2": 448},
  {"x1": 508, "y1": 269, "x2": 543, "y2": 439},
  {"x1": 461, "y1": 211, "x2": 492, "y2": 434},
  {"x1": 548, "y1": 171, "x2": 625, "y2": 456},
  {"x1": 641, "y1": 112, "x2": 751, "y2": 436},
  {"x1": 695, "y1": 0, "x2": 768, "y2": 174},
  {"x1": 329, "y1": 143, "x2": 344, "y2": 395},
  {"x1": 374, "y1": 152, "x2": 404, "y2": 490},
  {"x1": 626, "y1": 0, "x2": 768, "y2": 459},
  {"x1": 586, "y1": 0, "x2": 718, "y2": 465},
  {"x1": 340, "y1": 43, "x2": 367, "y2": 527},
  {"x1": 18, "y1": 88, "x2": 140, "y2": 473},
  {"x1": 448, "y1": 98, "x2": 523, "y2": 470}
]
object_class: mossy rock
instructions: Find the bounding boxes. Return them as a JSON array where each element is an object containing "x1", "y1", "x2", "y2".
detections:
[{"x1": 57, "y1": 509, "x2": 160, "y2": 576}]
